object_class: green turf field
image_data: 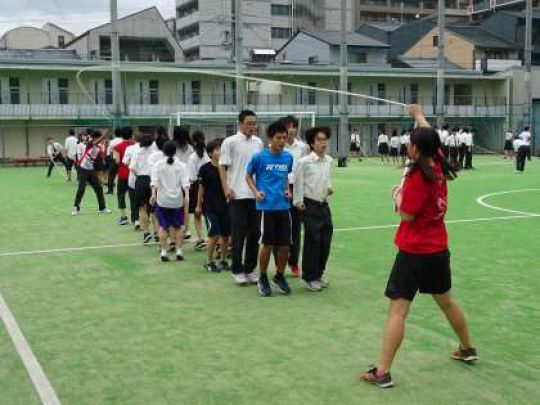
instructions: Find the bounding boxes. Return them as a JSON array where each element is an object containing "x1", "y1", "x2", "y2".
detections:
[{"x1": 1, "y1": 156, "x2": 539, "y2": 404}]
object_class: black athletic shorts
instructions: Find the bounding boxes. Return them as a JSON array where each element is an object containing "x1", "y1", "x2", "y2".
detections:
[
  {"x1": 188, "y1": 181, "x2": 199, "y2": 214},
  {"x1": 261, "y1": 210, "x2": 291, "y2": 246},
  {"x1": 134, "y1": 175, "x2": 151, "y2": 210},
  {"x1": 65, "y1": 157, "x2": 75, "y2": 171},
  {"x1": 385, "y1": 249, "x2": 452, "y2": 301},
  {"x1": 390, "y1": 147, "x2": 399, "y2": 157}
]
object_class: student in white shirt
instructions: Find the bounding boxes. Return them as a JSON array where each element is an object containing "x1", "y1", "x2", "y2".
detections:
[
  {"x1": 516, "y1": 126, "x2": 532, "y2": 172},
  {"x1": 503, "y1": 129, "x2": 515, "y2": 160},
  {"x1": 464, "y1": 128, "x2": 474, "y2": 170},
  {"x1": 440, "y1": 124, "x2": 449, "y2": 157},
  {"x1": 519, "y1": 126, "x2": 532, "y2": 161},
  {"x1": 389, "y1": 130, "x2": 400, "y2": 165},
  {"x1": 151, "y1": 141, "x2": 190, "y2": 262},
  {"x1": 130, "y1": 133, "x2": 157, "y2": 244},
  {"x1": 186, "y1": 130, "x2": 210, "y2": 251},
  {"x1": 294, "y1": 126, "x2": 334, "y2": 293},
  {"x1": 446, "y1": 128, "x2": 459, "y2": 169},
  {"x1": 64, "y1": 129, "x2": 78, "y2": 181},
  {"x1": 123, "y1": 133, "x2": 141, "y2": 229},
  {"x1": 399, "y1": 130, "x2": 410, "y2": 166},
  {"x1": 173, "y1": 126, "x2": 194, "y2": 165},
  {"x1": 219, "y1": 110, "x2": 264, "y2": 286},
  {"x1": 457, "y1": 127, "x2": 467, "y2": 169},
  {"x1": 350, "y1": 129, "x2": 361, "y2": 157},
  {"x1": 281, "y1": 115, "x2": 309, "y2": 278},
  {"x1": 378, "y1": 131, "x2": 390, "y2": 163},
  {"x1": 46, "y1": 136, "x2": 66, "y2": 178},
  {"x1": 105, "y1": 128, "x2": 124, "y2": 194}
]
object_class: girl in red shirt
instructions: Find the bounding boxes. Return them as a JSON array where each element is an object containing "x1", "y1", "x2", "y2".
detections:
[{"x1": 361, "y1": 105, "x2": 477, "y2": 388}]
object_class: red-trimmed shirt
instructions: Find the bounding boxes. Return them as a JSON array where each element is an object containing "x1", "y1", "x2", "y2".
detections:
[
  {"x1": 395, "y1": 163, "x2": 448, "y2": 254},
  {"x1": 115, "y1": 140, "x2": 135, "y2": 181}
]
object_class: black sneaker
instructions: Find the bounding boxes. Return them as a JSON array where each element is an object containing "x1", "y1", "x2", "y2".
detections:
[
  {"x1": 217, "y1": 260, "x2": 230, "y2": 272},
  {"x1": 204, "y1": 262, "x2": 220, "y2": 273},
  {"x1": 118, "y1": 216, "x2": 129, "y2": 226},
  {"x1": 451, "y1": 346, "x2": 478, "y2": 363},
  {"x1": 194, "y1": 239, "x2": 206, "y2": 251},
  {"x1": 161, "y1": 255, "x2": 170, "y2": 262},
  {"x1": 169, "y1": 242, "x2": 176, "y2": 252},
  {"x1": 272, "y1": 273, "x2": 291, "y2": 295},
  {"x1": 360, "y1": 367, "x2": 394, "y2": 388},
  {"x1": 143, "y1": 233, "x2": 153, "y2": 244},
  {"x1": 176, "y1": 250, "x2": 185, "y2": 261},
  {"x1": 258, "y1": 274, "x2": 272, "y2": 297}
]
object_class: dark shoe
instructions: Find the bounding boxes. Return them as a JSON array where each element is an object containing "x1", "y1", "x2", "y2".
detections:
[
  {"x1": 194, "y1": 239, "x2": 206, "y2": 251},
  {"x1": 143, "y1": 233, "x2": 153, "y2": 244},
  {"x1": 161, "y1": 255, "x2": 170, "y2": 262},
  {"x1": 360, "y1": 367, "x2": 394, "y2": 388},
  {"x1": 204, "y1": 262, "x2": 220, "y2": 273},
  {"x1": 272, "y1": 273, "x2": 291, "y2": 295},
  {"x1": 217, "y1": 260, "x2": 230, "y2": 272},
  {"x1": 451, "y1": 346, "x2": 478, "y2": 363},
  {"x1": 257, "y1": 274, "x2": 272, "y2": 297}
]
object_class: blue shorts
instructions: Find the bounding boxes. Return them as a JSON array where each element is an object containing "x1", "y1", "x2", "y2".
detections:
[
  {"x1": 155, "y1": 205, "x2": 184, "y2": 229},
  {"x1": 204, "y1": 211, "x2": 231, "y2": 238}
]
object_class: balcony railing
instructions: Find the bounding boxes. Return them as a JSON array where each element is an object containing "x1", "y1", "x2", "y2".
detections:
[{"x1": 0, "y1": 93, "x2": 508, "y2": 119}]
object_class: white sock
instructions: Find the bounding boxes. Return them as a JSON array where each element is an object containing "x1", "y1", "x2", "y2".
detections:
[
  {"x1": 161, "y1": 249, "x2": 167, "y2": 256},
  {"x1": 176, "y1": 248, "x2": 183, "y2": 256}
]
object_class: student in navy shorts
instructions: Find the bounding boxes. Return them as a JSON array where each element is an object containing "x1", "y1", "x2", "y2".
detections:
[
  {"x1": 196, "y1": 138, "x2": 231, "y2": 273},
  {"x1": 150, "y1": 141, "x2": 190, "y2": 262}
]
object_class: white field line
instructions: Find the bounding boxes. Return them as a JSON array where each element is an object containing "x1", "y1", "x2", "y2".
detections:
[
  {"x1": 476, "y1": 189, "x2": 540, "y2": 217},
  {"x1": 0, "y1": 292, "x2": 61, "y2": 405}
]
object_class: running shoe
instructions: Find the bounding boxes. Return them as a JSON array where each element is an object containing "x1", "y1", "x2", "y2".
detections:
[
  {"x1": 319, "y1": 277, "x2": 330, "y2": 289},
  {"x1": 176, "y1": 250, "x2": 185, "y2": 261},
  {"x1": 451, "y1": 346, "x2": 478, "y2": 363},
  {"x1": 360, "y1": 367, "x2": 394, "y2": 388},
  {"x1": 258, "y1": 274, "x2": 272, "y2": 297},
  {"x1": 134, "y1": 220, "x2": 141, "y2": 230},
  {"x1": 143, "y1": 232, "x2": 153, "y2": 244},
  {"x1": 232, "y1": 273, "x2": 248, "y2": 286},
  {"x1": 118, "y1": 216, "x2": 129, "y2": 226},
  {"x1": 290, "y1": 265, "x2": 300, "y2": 278},
  {"x1": 161, "y1": 255, "x2": 170, "y2": 262},
  {"x1": 306, "y1": 280, "x2": 322, "y2": 292},
  {"x1": 184, "y1": 231, "x2": 192, "y2": 240},
  {"x1": 204, "y1": 262, "x2": 220, "y2": 273},
  {"x1": 71, "y1": 206, "x2": 79, "y2": 216},
  {"x1": 245, "y1": 272, "x2": 259, "y2": 284},
  {"x1": 217, "y1": 261, "x2": 230, "y2": 272},
  {"x1": 272, "y1": 274, "x2": 291, "y2": 295},
  {"x1": 98, "y1": 208, "x2": 112, "y2": 215},
  {"x1": 194, "y1": 239, "x2": 206, "y2": 251}
]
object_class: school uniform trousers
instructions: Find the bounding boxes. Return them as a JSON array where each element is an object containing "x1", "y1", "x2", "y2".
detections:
[
  {"x1": 465, "y1": 146, "x2": 473, "y2": 169},
  {"x1": 516, "y1": 145, "x2": 530, "y2": 172},
  {"x1": 229, "y1": 199, "x2": 261, "y2": 275},
  {"x1": 47, "y1": 154, "x2": 66, "y2": 177},
  {"x1": 458, "y1": 144, "x2": 466, "y2": 169},
  {"x1": 107, "y1": 155, "x2": 118, "y2": 194},
  {"x1": 74, "y1": 168, "x2": 106, "y2": 211},
  {"x1": 302, "y1": 198, "x2": 333, "y2": 283}
]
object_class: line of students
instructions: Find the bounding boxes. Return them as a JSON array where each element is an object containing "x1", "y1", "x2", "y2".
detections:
[
  {"x1": 438, "y1": 125, "x2": 474, "y2": 170},
  {"x1": 379, "y1": 130, "x2": 410, "y2": 166}
]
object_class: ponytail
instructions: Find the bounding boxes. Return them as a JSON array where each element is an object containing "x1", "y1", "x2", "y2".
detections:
[
  {"x1": 167, "y1": 156, "x2": 174, "y2": 165},
  {"x1": 163, "y1": 141, "x2": 177, "y2": 165}
]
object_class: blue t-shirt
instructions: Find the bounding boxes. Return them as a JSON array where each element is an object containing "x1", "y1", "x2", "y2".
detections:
[{"x1": 246, "y1": 149, "x2": 293, "y2": 211}]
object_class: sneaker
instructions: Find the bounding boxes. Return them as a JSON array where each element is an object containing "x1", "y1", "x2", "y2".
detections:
[
  {"x1": 232, "y1": 273, "x2": 248, "y2": 286},
  {"x1": 204, "y1": 262, "x2": 220, "y2": 273},
  {"x1": 306, "y1": 280, "x2": 322, "y2": 292},
  {"x1": 360, "y1": 367, "x2": 394, "y2": 388},
  {"x1": 245, "y1": 272, "x2": 259, "y2": 284},
  {"x1": 290, "y1": 266, "x2": 300, "y2": 278},
  {"x1": 217, "y1": 261, "x2": 230, "y2": 272},
  {"x1": 184, "y1": 231, "x2": 192, "y2": 240},
  {"x1": 118, "y1": 216, "x2": 129, "y2": 226},
  {"x1": 98, "y1": 208, "x2": 112, "y2": 215},
  {"x1": 272, "y1": 274, "x2": 291, "y2": 295},
  {"x1": 71, "y1": 206, "x2": 79, "y2": 216},
  {"x1": 161, "y1": 255, "x2": 170, "y2": 262},
  {"x1": 451, "y1": 346, "x2": 478, "y2": 363},
  {"x1": 176, "y1": 250, "x2": 185, "y2": 261},
  {"x1": 143, "y1": 232, "x2": 153, "y2": 244},
  {"x1": 194, "y1": 239, "x2": 206, "y2": 251},
  {"x1": 319, "y1": 277, "x2": 330, "y2": 289},
  {"x1": 134, "y1": 220, "x2": 141, "y2": 230},
  {"x1": 258, "y1": 274, "x2": 272, "y2": 297}
]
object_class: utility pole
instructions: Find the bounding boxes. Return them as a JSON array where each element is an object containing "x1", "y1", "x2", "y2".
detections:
[
  {"x1": 338, "y1": 0, "x2": 349, "y2": 167},
  {"x1": 234, "y1": 0, "x2": 244, "y2": 112},
  {"x1": 436, "y1": 0, "x2": 445, "y2": 128},
  {"x1": 524, "y1": 0, "x2": 534, "y2": 152},
  {"x1": 110, "y1": 0, "x2": 123, "y2": 126}
]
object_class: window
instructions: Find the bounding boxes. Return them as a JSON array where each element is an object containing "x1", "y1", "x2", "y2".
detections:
[
  {"x1": 58, "y1": 35, "x2": 65, "y2": 48},
  {"x1": 105, "y1": 79, "x2": 113, "y2": 105},
  {"x1": 99, "y1": 36, "x2": 111, "y2": 59},
  {"x1": 350, "y1": 52, "x2": 367, "y2": 63},
  {"x1": 9, "y1": 77, "x2": 20, "y2": 105},
  {"x1": 308, "y1": 55, "x2": 319, "y2": 64},
  {"x1": 307, "y1": 82, "x2": 316, "y2": 105},
  {"x1": 226, "y1": 124, "x2": 237, "y2": 137},
  {"x1": 177, "y1": 0, "x2": 199, "y2": 18},
  {"x1": 454, "y1": 84, "x2": 472, "y2": 106},
  {"x1": 58, "y1": 78, "x2": 69, "y2": 105},
  {"x1": 377, "y1": 83, "x2": 385, "y2": 105},
  {"x1": 271, "y1": 27, "x2": 292, "y2": 39},
  {"x1": 410, "y1": 83, "x2": 419, "y2": 104},
  {"x1": 192, "y1": 81, "x2": 201, "y2": 105},
  {"x1": 149, "y1": 80, "x2": 159, "y2": 105},
  {"x1": 271, "y1": 4, "x2": 290, "y2": 16},
  {"x1": 432, "y1": 35, "x2": 439, "y2": 47}
]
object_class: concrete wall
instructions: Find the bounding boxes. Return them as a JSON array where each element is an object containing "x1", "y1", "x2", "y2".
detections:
[{"x1": 0, "y1": 27, "x2": 51, "y2": 49}]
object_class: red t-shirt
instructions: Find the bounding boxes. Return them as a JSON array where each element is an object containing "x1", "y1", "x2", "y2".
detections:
[
  {"x1": 395, "y1": 162, "x2": 448, "y2": 254},
  {"x1": 114, "y1": 140, "x2": 135, "y2": 181}
]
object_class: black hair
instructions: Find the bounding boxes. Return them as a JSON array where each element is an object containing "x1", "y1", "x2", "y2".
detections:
[
  {"x1": 238, "y1": 109, "x2": 256, "y2": 123},
  {"x1": 90, "y1": 130, "x2": 102, "y2": 140},
  {"x1": 139, "y1": 133, "x2": 154, "y2": 148},
  {"x1": 524, "y1": 125, "x2": 530, "y2": 131},
  {"x1": 156, "y1": 126, "x2": 168, "y2": 138},
  {"x1": 121, "y1": 127, "x2": 133, "y2": 140},
  {"x1": 163, "y1": 141, "x2": 177, "y2": 165},
  {"x1": 192, "y1": 130, "x2": 206, "y2": 158},
  {"x1": 69, "y1": 129, "x2": 75, "y2": 136},
  {"x1": 279, "y1": 115, "x2": 299, "y2": 129},
  {"x1": 442, "y1": 124, "x2": 449, "y2": 130},
  {"x1": 267, "y1": 121, "x2": 288, "y2": 139},
  {"x1": 155, "y1": 132, "x2": 169, "y2": 151},
  {"x1": 408, "y1": 127, "x2": 457, "y2": 182},
  {"x1": 391, "y1": 129, "x2": 398, "y2": 137},
  {"x1": 401, "y1": 129, "x2": 406, "y2": 135},
  {"x1": 114, "y1": 127, "x2": 122, "y2": 138},
  {"x1": 305, "y1": 126, "x2": 331, "y2": 149},
  {"x1": 206, "y1": 138, "x2": 223, "y2": 155},
  {"x1": 173, "y1": 126, "x2": 191, "y2": 150}
]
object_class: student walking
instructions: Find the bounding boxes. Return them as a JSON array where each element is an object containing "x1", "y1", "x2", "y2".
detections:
[
  {"x1": 122, "y1": 130, "x2": 140, "y2": 229},
  {"x1": 64, "y1": 129, "x2": 78, "y2": 182},
  {"x1": 378, "y1": 131, "x2": 390, "y2": 163},
  {"x1": 219, "y1": 110, "x2": 264, "y2": 286},
  {"x1": 293, "y1": 126, "x2": 334, "y2": 292},
  {"x1": 150, "y1": 141, "x2": 190, "y2": 262},
  {"x1": 46, "y1": 136, "x2": 66, "y2": 178},
  {"x1": 503, "y1": 129, "x2": 514, "y2": 160},
  {"x1": 72, "y1": 130, "x2": 111, "y2": 216},
  {"x1": 196, "y1": 139, "x2": 231, "y2": 273},
  {"x1": 113, "y1": 128, "x2": 136, "y2": 226},
  {"x1": 515, "y1": 126, "x2": 532, "y2": 173},
  {"x1": 246, "y1": 121, "x2": 294, "y2": 297},
  {"x1": 389, "y1": 130, "x2": 400, "y2": 166},
  {"x1": 360, "y1": 105, "x2": 477, "y2": 389},
  {"x1": 106, "y1": 128, "x2": 123, "y2": 194}
]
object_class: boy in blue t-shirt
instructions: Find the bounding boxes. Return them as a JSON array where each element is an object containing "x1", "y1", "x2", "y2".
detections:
[{"x1": 246, "y1": 121, "x2": 293, "y2": 297}]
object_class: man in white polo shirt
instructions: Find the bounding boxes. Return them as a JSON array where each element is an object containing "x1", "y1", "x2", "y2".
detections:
[{"x1": 219, "y1": 110, "x2": 264, "y2": 285}]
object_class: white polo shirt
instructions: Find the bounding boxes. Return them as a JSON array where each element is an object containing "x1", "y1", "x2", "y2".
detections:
[
  {"x1": 123, "y1": 143, "x2": 140, "y2": 188},
  {"x1": 65, "y1": 135, "x2": 78, "y2": 160},
  {"x1": 151, "y1": 157, "x2": 190, "y2": 209},
  {"x1": 107, "y1": 137, "x2": 123, "y2": 155},
  {"x1": 519, "y1": 131, "x2": 531, "y2": 146},
  {"x1": 284, "y1": 138, "x2": 309, "y2": 185},
  {"x1": 219, "y1": 131, "x2": 263, "y2": 200},
  {"x1": 293, "y1": 152, "x2": 333, "y2": 206}
]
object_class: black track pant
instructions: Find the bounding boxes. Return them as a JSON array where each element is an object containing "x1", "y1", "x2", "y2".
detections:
[
  {"x1": 229, "y1": 199, "x2": 260, "y2": 275},
  {"x1": 74, "y1": 168, "x2": 106, "y2": 211}
]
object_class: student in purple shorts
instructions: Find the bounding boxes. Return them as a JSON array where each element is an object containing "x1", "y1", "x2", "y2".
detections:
[{"x1": 150, "y1": 141, "x2": 190, "y2": 262}]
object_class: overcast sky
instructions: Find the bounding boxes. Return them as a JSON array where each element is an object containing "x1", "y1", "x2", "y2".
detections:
[{"x1": 0, "y1": 0, "x2": 175, "y2": 36}]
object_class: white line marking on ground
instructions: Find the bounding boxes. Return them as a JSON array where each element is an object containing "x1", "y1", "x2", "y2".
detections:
[
  {"x1": 476, "y1": 189, "x2": 540, "y2": 217},
  {"x1": 0, "y1": 292, "x2": 61, "y2": 405},
  {"x1": 1, "y1": 214, "x2": 539, "y2": 258}
]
